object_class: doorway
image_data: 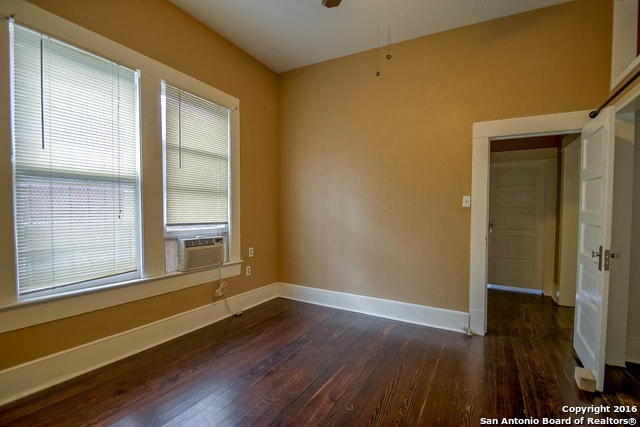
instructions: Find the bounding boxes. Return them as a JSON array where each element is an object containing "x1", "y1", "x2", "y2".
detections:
[
  {"x1": 469, "y1": 106, "x2": 640, "y2": 368},
  {"x1": 468, "y1": 110, "x2": 589, "y2": 336},
  {"x1": 487, "y1": 136, "x2": 566, "y2": 298}
]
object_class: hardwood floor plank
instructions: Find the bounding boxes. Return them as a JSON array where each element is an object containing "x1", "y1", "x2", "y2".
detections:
[
  {"x1": 192, "y1": 310, "x2": 377, "y2": 426},
  {"x1": 354, "y1": 327, "x2": 437, "y2": 426},
  {"x1": 265, "y1": 318, "x2": 400, "y2": 426},
  {"x1": 234, "y1": 313, "x2": 379, "y2": 426},
  {"x1": 1, "y1": 290, "x2": 639, "y2": 426},
  {"x1": 109, "y1": 300, "x2": 338, "y2": 426},
  {"x1": 328, "y1": 324, "x2": 422, "y2": 426}
]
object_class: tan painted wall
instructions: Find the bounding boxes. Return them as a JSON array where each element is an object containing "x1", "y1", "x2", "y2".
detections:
[
  {"x1": 278, "y1": 0, "x2": 612, "y2": 312},
  {"x1": 0, "y1": 0, "x2": 279, "y2": 369},
  {"x1": 0, "y1": 0, "x2": 613, "y2": 371}
]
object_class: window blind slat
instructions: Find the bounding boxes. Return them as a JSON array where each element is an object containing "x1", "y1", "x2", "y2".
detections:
[
  {"x1": 11, "y1": 23, "x2": 141, "y2": 295},
  {"x1": 162, "y1": 82, "x2": 230, "y2": 226}
]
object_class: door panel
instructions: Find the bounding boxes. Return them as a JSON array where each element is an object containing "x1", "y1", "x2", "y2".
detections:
[
  {"x1": 493, "y1": 235, "x2": 535, "y2": 258},
  {"x1": 574, "y1": 106, "x2": 615, "y2": 391},
  {"x1": 488, "y1": 160, "x2": 545, "y2": 290}
]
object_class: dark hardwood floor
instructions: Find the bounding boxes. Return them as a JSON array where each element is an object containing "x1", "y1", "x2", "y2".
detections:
[{"x1": 1, "y1": 289, "x2": 639, "y2": 426}]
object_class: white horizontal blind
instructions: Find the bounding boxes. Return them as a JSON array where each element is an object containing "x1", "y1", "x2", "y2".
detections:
[
  {"x1": 163, "y1": 82, "x2": 230, "y2": 227},
  {"x1": 11, "y1": 23, "x2": 141, "y2": 295}
]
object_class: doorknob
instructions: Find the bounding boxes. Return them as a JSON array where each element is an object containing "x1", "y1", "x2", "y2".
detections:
[
  {"x1": 590, "y1": 246, "x2": 617, "y2": 271},
  {"x1": 488, "y1": 220, "x2": 494, "y2": 234}
]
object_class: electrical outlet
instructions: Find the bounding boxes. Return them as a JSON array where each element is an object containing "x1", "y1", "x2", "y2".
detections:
[
  {"x1": 249, "y1": 247, "x2": 254, "y2": 257},
  {"x1": 246, "y1": 265, "x2": 251, "y2": 276}
]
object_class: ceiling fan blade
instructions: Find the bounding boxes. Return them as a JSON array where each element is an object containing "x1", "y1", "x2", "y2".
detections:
[{"x1": 321, "y1": 0, "x2": 342, "y2": 8}]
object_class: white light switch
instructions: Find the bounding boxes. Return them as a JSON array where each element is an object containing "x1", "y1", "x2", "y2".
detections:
[{"x1": 462, "y1": 195, "x2": 471, "y2": 207}]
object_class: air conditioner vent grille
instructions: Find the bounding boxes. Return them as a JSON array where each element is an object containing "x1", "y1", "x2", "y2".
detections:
[{"x1": 177, "y1": 236, "x2": 224, "y2": 271}]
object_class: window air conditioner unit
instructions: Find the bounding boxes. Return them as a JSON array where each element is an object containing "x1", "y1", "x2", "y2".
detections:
[{"x1": 176, "y1": 236, "x2": 224, "y2": 272}]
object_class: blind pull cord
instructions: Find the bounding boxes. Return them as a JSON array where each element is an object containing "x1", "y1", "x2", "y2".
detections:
[
  {"x1": 178, "y1": 90, "x2": 183, "y2": 169},
  {"x1": 40, "y1": 38, "x2": 45, "y2": 150}
]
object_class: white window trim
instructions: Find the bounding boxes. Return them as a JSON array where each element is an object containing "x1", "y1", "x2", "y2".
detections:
[{"x1": 0, "y1": 0, "x2": 241, "y2": 331}]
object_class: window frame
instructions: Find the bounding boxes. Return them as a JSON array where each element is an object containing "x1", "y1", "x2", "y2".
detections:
[
  {"x1": 11, "y1": 22, "x2": 143, "y2": 297},
  {"x1": 161, "y1": 81, "x2": 232, "y2": 234},
  {"x1": 0, "y1": 0, "x2": 241, "y2": 331}
]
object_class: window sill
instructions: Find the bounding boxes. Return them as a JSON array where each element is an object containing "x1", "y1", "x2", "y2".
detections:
[{"x1": 0, "y1": 261, "x2": 242, "y2": 333}]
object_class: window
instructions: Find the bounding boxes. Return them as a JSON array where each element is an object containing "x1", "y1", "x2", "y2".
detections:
[
  {"x1": 162, "y1": 82, "x2": 231, "y2": 242},
  {"x1": 1, "y1": 3, "x2": 240, "y2": 318},
  {"x1": 11, "y1": 23, "x2": 141, "y2": 296}
]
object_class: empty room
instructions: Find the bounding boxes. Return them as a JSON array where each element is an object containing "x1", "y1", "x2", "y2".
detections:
[{"x1": 0, "y1": 0, "x2": 639, "y2": 425}]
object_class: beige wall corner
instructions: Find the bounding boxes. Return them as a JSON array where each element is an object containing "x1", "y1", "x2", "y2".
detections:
[{"x1": 278, "y1": 0, "x2": 612, "y2": 312}]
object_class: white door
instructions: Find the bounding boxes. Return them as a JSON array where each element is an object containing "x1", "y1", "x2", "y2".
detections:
[
  {"x1": 573, "y1": 106, "x2": 615, "y2": 391},
  {"x1": 488, "y1": 160, "x2": 546, "y2": 291}
]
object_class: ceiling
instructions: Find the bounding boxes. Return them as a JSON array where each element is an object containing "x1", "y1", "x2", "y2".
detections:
[{"x1": 169, "y1": 0, "x2": 572, "y2": 74}]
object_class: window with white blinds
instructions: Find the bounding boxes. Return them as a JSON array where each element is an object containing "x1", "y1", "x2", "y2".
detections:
[
  {"x1": 162, "y1": 82, "x2": 230, "y2": 231},
  {"x1": 11, "y1": 23, "x2": 141, "y2": 296}
]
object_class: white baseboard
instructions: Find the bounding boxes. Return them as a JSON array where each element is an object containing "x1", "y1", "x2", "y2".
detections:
[
  {"x1": 627, "y1": 337, "x2": 640, "y2": 364},
  {"x1": 487, "y1": 283, "x2": 543, "y2": 295},
  {"x1": 278, "y1": 282, "x2": 469, "y2": 333},
  {"x1": 0, "y1": 282, "x2": 468, "y2": 406},
  {"x1": 0, "y1": 284, "x2": 278, "y2": 407}
]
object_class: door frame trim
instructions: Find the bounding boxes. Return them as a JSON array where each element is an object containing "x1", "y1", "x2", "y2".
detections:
[{"x1": 469, "y1": 110, "x2": 591, "y2": 335}]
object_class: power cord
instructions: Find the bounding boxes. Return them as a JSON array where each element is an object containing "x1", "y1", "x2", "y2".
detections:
[
  {"x1": 214, "y1": 280, "x2": 227, "y2": 297},
  {"x1": 213, "y1": 267, "x2": 243, "y2": 316},
  {"x1": 225, "y1": 298, "x2": 243, "y2": 317}
]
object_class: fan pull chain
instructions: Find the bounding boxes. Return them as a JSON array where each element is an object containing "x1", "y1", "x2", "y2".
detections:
[{"x1": 375, "y1": 0, "x2": 392, "y2": 76}]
